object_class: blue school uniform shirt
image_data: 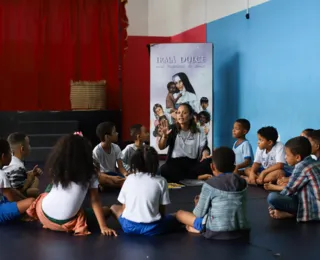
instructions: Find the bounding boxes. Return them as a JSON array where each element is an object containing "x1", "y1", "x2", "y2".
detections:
[{"x1": 232, "y1": 140, "x2": 254, "y2": 169}]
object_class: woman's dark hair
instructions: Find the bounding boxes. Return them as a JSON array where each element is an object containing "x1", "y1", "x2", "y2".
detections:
[
  {"x1": 153, "y1": 104, "x2": 164, "y2": 118},
  {"x1": 172, "y1": 72, "x2": 196, "y2": 94},
  {"x1": 96, "y1": 122, "x2": 115, "y2": 142},
  {"x1": 176, "y1": 103, "x2": 199, "y2": 134},
  {"x1": 45, "y1": 134, "x2": 95, "y2": 189},
  {"x1": 285, "y1": 136, "x2": 311, "y2": 160},
  {"x1": 130, "y1": 146, "x2": 159, "y2": 177}
]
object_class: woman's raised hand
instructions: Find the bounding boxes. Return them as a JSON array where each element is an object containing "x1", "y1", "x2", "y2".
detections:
[{"x1": 160, "y1": 119, "x2": 172, "y2": 137}]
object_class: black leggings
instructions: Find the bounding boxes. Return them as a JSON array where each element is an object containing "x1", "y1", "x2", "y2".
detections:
[{"x1": 160, "y1": 157, "x2": 212, "y2": 183}]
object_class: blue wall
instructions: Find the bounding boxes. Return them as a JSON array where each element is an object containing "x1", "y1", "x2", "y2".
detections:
[{"x1": 207, "y1": 0, "x2": 320, "y2": 151}]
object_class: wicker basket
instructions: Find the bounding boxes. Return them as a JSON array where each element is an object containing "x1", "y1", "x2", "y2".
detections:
[{"x1": 70, "y1": 80, "x2": 107, "y2": 110}]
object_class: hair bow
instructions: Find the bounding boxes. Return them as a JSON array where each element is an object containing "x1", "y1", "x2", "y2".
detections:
[{"x1": 74, "y1": 131, "x2": 83, "y2": 137}]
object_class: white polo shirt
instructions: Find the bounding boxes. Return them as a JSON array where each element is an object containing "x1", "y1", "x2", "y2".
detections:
[{"x1": 254, "y1": 142, "x2": 286, "y2": 169}]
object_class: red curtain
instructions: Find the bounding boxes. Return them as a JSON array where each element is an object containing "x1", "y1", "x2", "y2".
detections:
[{"x1": 0, "y1": 0, "x2": 128, "y2": 110}]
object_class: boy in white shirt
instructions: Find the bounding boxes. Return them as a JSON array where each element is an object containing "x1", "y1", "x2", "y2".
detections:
[
  {"x1": 111, "y1": 147, "x2": 177, "y2": 236},
  {"x1": 232, "y1": 119, "x2": 254, "y2": 174},
  {"x1": 122, "y1": 124, "x2": 150, "y2": 172},
  {"x1": 0, "y1": 139, "x2": 34, "y2": 224},
  {"x1": 4, "y1": 132, "x2": 42, "y2": 198},
  {"x1": 244, "y1": 126, "x2": 287, "y2": 185},
  {"x1": 93, "y1": 122, "x2": 128, "y2": 189}
]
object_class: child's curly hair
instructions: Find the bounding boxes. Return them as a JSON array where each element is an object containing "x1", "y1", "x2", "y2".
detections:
[{"x1": 45, "y1": 134, "x2": 96, "y2": 188}]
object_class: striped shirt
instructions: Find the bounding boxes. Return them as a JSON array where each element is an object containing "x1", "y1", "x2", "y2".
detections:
[
  {"x1": 3, "y1": 156, "x2": 27, "y2": 189},
  {"x1": 0, "y1": 169, "x2": 11, "y2": 201},
  {"x1": 281, "y1": 156, "x2": 320, "y2": 222}
]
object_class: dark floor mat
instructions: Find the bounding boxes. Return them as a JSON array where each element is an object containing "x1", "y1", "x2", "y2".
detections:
[{"x1": 1, "y1": 166, "x2": 320, "y2": 260}]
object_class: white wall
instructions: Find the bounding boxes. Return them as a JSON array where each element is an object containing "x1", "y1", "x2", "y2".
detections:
[
  {"x1": 126, "y1": 0, "x2": 269, "y2": 37},
  {"x1": 126, "y1": 0, "x2": 149, "y2": 36},
  {"x1": 148, "y1": 0, "x2": 207, "y2": 36},
  {"x1": 206, "y1": 0, "x2": 269, "y2": 23}
]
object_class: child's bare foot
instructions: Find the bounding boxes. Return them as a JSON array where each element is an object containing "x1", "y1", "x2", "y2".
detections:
[
  {"x1": 264, "y1": 183, "x2": 277, "y2": 191},
  {"x1": 186, "y1": 225, "x2": 200, "y2": 234},
  {"x1": 245, "y1": 176, "x2": 257, "y2": 185},
  {"x1": 277, "y1": 177, "x2": 289, "y2": 186},
  {"x1": 269, "y1": 209, "x2": 294, "y2": 219},
  {"x1": 256, "y1": 176, "x2": 265, "y2": 185}
]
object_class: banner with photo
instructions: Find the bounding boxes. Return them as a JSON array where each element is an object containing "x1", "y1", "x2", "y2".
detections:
[{"x1": 150, "y1": 43, "x2": 213, "y2": 154}]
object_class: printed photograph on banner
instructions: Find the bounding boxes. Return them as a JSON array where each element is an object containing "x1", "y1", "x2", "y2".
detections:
[{"x1": 150, "y1": 43, "x2": 213, "y2": 154}]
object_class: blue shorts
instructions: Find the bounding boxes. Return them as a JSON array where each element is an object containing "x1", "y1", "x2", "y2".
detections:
[
  {"x1": 193, "y1": 217, "x2": 204, "y2": 231},
  {"x1": 118, "y1": 215, "x2": 177, "y2": 236},
  {"x1": 0, "y1": 196, "x2": 20, "y2": 224},
  {"x1": 258, "y1": 167, "x2": 292, "y2": 177}
]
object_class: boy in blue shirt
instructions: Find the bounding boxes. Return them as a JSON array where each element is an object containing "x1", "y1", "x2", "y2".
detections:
[{"x1": 232, "y1": 119, "x2": 254, "y2": 174}]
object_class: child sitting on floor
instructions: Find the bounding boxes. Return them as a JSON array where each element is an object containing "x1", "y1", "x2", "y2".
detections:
[
  {"x1": 176, "y1": 147, "x2": 250, "y2": 240},
  {"x1": 4, "y1": 132, "x2": 42, "y2": 198},
  {"x1": 122, "y1": 124, "x2": 150, "y2": 172},
  {"x1": 27, "y1": 133, "x2": 117, "y2": 236},
  {"x1": 93, "y1": 122, "x2": 128, "y2": 189},
  {"x1": 244, "y1": 126, "x2": 287, "y2": 185},
  {"x1": 267, "y1": 136, "x2": 320, "y2": 221},
  {"x1": 232, "y1": 119, "x2": 254, "y2": 174},
  {"x1": 267, "y1": 128, "x2": 316, "y2": 190},
  {"x1": 111, "y1": 147, "x2": 177, "y2": 236},
  {"x1": 0, "y1": 139, "x2": 34, "y2": 224}
]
